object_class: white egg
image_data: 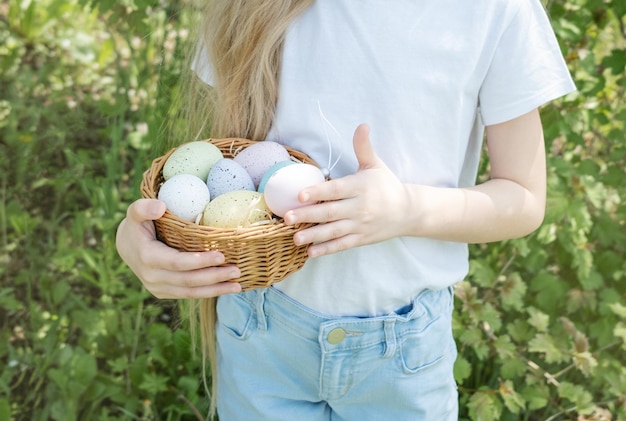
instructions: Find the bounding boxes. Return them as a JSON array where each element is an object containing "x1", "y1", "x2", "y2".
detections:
[
  {"x1": 163, "y1": 141, "x2": 223, "y2": 181},
  {"x1": 207, "y1": 158, "x2": 255, "y2": 199},
  {"x1": 202, "y1": 191, "x2": 272, "y2": 228},
  {"x1": 257, "y1": 160, "x2": 295, "y2": 193},
  {"x1": 157, "y1": 174, "x2": 211, "y2": 221},
  {"x1": 233, "y1": 141, "x2": 291, "y2": 188},
  {"x1": 263, "y1": 163, "x2": 326, "y2": 218}
]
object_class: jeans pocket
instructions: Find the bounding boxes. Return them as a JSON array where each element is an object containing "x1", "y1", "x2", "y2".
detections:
[
  {"x1": 399, "y1": 313, "x2": 453, "y2": 374},
  {"x1": 217, "y1": 293, "x2": 255, "y2": 340}
]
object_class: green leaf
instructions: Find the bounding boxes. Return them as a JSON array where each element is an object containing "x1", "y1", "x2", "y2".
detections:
[
  {"x1": 506, "y1": 319, "x2": 534, "y2": 343},
  {"x1": 499, "y1": 380, "x2": 525, "y2": 414},
  {"x1": 0, "y1": 398, "x2": 11, "y2": 421},
  {"x1": 476, "y1": 303, "x2": 502, "y2": 333},
  {"x1": 139, "y1": 372, "x2": 170, "y2": 396},
  {"x1": 453, "y1": 355, "x2": 472, "y2": 384},
  {"x1": 609, "y1": 302, "x2": 626, "y2": 319},
  {"x1": 528, "y1": 333, "x2": 569, "y2": 364},
  {"x1": 467, "y1": 391, "x2": 502, "y2": 421},
  {"x1": 602, "y1": 49, "x2": 626, "y2": 75},
  {"x1": 558, "y1": 382, "x2": 594, "y2": 412},
  {"x1": 468, "y1": 259, "x2": 497, "y2": 288},
  {"x1": 614, "y1": 322, "x2": 626, "y2": 349},
  {"x1": 571, "y1": 351, "x2": 598, "y2": 376},
  {"x1": 521, "y1": 384, "x2": 549, "y2": 411},
  {"x1": 498, "y1": 273, "x2": 527, "y2": 311},
  {"x1": 73, "y1": 351, "x2": 98, "y2": 387},
  {"x1": 526, "y1": 307, "x2": 550, "y2": 332},
  {"x1": 458, "y1": 326, "x2": 490, "y2": 360},
  {"x1": 500, "y1": 357, "x2": 527, "y2": 379},
  {"x1": 529, "y1": 272, "x2": 569, "y2": 313}
]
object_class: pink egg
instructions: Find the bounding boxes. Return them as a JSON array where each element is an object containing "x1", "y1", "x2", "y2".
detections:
[
  {"x1": 233, "y1": 141, "x2": 291, "y2": 188},
  {"x1": 263, "y1": 163, "x2": 325, "y2": 217}
]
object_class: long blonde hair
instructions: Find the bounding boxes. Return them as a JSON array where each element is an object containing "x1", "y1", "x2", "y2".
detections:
[{"x1": 180, "y1": 0, "x2": 314, "y2": 417}]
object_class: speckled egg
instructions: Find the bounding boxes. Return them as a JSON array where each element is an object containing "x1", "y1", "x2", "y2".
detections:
[
  {"x1": 157, "y1": 173, "x2": 211, "y2": 222},
  {"x1": 258, "y1": 160, "x2": 296, "y2": 193},
  {"x1": 206, "y1": 158, "x2": 255, "y2": 199},
  {"x1": 263, "y1": 163, "x2": 326, "y2": 218},
  {"x1": 202, "y1": 191, "x2": 272, "y2": 228},
  {"x1": 162, "y1": 141, "x2": 223, "y2": 181},
  {"x1": 233, "y1": 141, "x2": 290, "y2": 188}
]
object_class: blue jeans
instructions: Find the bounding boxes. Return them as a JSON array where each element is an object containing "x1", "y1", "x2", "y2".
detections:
[{"x1": 215, "y1": 286, "x2": 458, "y2": 420}]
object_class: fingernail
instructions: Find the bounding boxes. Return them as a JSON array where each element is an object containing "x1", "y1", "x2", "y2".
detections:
[
  {"x1": 300, "y1": 192, "x2": 310, "y2": 202},
  {"x1": 215, "y1": 254, "x2": 226, "y2": 264},
  {"x1": 285, "y1": 211, "x2": 297, "y2": 225},
  {"x1": 308, "y1": 247, "x2": 319, "y2": 258},
  {"x1": 150, "y1": 201, "x2": 167, "y2": 218}
]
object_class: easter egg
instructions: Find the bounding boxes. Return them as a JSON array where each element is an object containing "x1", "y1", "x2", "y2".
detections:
[
  {"x1": 258, "y1": 160, "x2": 296, "y2": 193},
  {"x1": 263, "y1": 163, "x2": 326, "y2": 218},
  {"x1": 233, "y1": 141, "x2": 290, "y2": 188},
  {"x1": 157, "y1": 174, "x2": 211, "y2": 221},
  {"x1": 163, "y1": 141, "x2": 223, "y2": 181},
  {"x1": 202, "y1": 191, "x2": 272, "y2": 228},
  {"x1": 206, "y1": 158, "x2": 255, "y2": 199}
]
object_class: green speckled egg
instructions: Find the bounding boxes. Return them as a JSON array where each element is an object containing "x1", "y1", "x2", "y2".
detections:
[{"x1": 163, "y1": 141, "x2": 223, "y2": 181}]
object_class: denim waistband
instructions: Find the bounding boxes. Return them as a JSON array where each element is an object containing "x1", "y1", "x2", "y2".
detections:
[{"x1": 238, "y1": 286, "x2": 453, "y2": 355}]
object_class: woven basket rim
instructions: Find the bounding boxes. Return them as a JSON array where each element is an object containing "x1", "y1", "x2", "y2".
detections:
[{"x1": 140, "y1": 137, "x2": 317, "y2": 234}]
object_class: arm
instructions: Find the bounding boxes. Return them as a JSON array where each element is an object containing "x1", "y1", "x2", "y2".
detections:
[{"x1": 284, "y1": 108, "x2": 546, "y2": 256}]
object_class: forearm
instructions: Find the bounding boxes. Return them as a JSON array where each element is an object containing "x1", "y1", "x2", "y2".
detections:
[{"x1": 404, "y1": 178, "x2": 546, "y2": 244}]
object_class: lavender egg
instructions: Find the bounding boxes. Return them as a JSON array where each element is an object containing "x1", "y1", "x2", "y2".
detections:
[{"x1": 233, "y1": 141, "x2": 291, "y2": 188}]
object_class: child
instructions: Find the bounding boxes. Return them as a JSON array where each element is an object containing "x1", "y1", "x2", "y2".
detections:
[{"x1": 116, "y1": 0, "x2": 576, "y2": 419}]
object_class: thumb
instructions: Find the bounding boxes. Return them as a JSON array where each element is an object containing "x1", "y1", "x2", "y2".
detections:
[
  {"x1": 353, "y1": 124, "x2": 381, "y2": 170},
  {"x1": 127, "y1": 198, "x2": 167, "y2": 222}
]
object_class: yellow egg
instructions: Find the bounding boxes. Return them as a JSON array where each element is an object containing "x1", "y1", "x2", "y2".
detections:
[{"x1": 202, "y1": 191, "x2": 272, "y2": 228}]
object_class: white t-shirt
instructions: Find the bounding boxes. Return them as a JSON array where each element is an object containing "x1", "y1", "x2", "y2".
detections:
[{"x1": 194, "y1": 0, "x2": 576, "y2": 317}]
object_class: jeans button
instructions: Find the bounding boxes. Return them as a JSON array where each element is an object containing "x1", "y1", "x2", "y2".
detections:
[{"x1": 327, "y1": 328, "x2": 346, "y2": 344}]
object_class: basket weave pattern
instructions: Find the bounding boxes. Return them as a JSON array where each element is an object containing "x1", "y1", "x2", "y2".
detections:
[{"x1": 140, "y1": 138, "x2": 316, "y2": 290}]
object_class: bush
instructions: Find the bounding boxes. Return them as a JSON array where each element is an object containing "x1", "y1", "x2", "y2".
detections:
[{"x1": 0, "y1": 0, "x2": 624, "y2": 420}]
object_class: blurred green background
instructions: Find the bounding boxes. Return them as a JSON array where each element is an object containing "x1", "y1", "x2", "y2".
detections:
[{"x1": 1, "y1": 0, "x2": 625, "y2": 420}]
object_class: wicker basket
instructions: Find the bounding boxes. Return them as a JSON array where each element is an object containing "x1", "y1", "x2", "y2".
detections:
[{"x1": 140, "y1": 138, "x2": 317, "y2": 290}]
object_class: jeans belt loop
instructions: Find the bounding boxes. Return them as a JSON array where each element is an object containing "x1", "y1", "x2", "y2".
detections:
[
  {"x1": 255, "y1": 289, "x2": 268, "y2": 332},
  {"x1": 382, "y1": 318, "x2": 397, "y2": 358}
]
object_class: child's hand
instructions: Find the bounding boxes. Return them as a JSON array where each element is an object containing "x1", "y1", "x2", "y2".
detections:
[
  {"x1": 116, "y1": 199, "x2": 242, "y2": 298},
  {"x1": 284, "y1": 124, "x2": 411, "y2": 257}
]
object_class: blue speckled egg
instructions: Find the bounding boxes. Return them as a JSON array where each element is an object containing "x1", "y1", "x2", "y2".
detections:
[{"x1": 206, "y1": 158, "x2": 255, "y2": 199}]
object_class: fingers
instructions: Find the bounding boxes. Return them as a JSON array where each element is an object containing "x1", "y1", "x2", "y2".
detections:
[
  {"x1": 353, "y1": 124, "x2": 375, "y2": 169},
  {"x1": 148, "y1": 266, "x2": 243, "y2": 299},
  {"x1": 117, "y1": 198, "x2": 242, "y2": 299},
  {"x1": 126, "y1": 198, "x2": 167, "y2": 222},
  {"x1": 293, "y1": 217, "x2": 354, "y2": 246}
]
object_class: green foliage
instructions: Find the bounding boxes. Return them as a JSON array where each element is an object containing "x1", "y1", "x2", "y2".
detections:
[
  {"x1": 454, "y1": 1, "x2": 626, "y2": 419},
  {"x1": 1, "y1": 0, "x2": 206, "y2": 419},
  {"x1": 0, "y1": 0, "x2": 624, "y2": 420}
]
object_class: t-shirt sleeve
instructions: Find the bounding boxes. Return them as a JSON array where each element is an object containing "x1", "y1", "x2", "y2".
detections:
[
  {"x1": 478, "y1": 0, "x2": 576, "y2": 126},
  {"x1": 190, "y1": 43, "x2": 215, "y2": 86}
]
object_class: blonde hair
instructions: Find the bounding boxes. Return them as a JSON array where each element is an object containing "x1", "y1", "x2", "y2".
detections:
[{"x1": 179, "y1": 0, "x2": 314, "y2": 417}]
